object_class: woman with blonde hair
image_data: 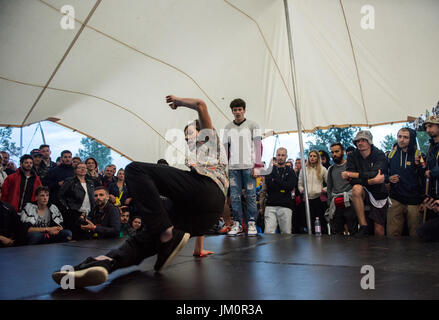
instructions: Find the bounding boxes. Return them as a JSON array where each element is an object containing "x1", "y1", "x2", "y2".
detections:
[{"x1": 298, "y1": 150, "x2": 328, "y2": 234}]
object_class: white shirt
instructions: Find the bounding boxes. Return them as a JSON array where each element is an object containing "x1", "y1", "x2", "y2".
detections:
[
  {"x1": 222, "y1": 119, "x2": 261, "y2": 170},
  {"x1": 79, "y1": 182, "x2": 91, "y2": 214}
]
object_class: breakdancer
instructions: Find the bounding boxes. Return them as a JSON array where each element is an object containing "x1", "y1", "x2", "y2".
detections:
[{"x1": 52, "y1": 95, "x2": 228, "y2": 288}]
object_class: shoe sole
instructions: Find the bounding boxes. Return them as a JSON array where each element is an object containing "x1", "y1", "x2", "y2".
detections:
[
  {"x1": 52, "y1": 266, "x2": 108, "y2": 288},
  {"x1": 227, "y1": 232, "x2": 244, "y2": 237},
  {"x1": 247, "y1": 232, "x2": 258, "y2": 237},
  {"x1": 155, "y1": 232, "x2": 190, "y2": 272}
]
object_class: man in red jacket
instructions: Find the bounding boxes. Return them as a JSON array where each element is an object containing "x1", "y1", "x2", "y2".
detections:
[{"x1": 1, "y1": 154, "x2": 42, "y2": 212}]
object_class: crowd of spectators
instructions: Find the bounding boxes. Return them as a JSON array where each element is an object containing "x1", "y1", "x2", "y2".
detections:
[
  {"x1": 0, "y1": 144, "x2": 142, "y2": 247},
  {"x1": 1, "y1": 115, "x2": 438, "y2": 248}
]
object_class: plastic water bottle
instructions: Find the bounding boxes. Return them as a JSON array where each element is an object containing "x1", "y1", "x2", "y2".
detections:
[{"x1": 315, "y1": 217, "x2": 322, "y2": 236}]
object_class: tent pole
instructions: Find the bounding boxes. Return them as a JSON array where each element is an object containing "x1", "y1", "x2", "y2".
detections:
[
  {"x1": 283, "y1": 0, "x2": 312, "y2": 235},
  {"x1": 20, "y1": 127, "x2": 23, "y2": 157},
  {"x1": 39, "y1": 122, "x2": 46, "y2": 145}
]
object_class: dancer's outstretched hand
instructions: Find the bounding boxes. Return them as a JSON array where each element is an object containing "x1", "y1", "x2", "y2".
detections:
[{"x1": 166, "y1": 95, "x2": 179, "y2": 110}]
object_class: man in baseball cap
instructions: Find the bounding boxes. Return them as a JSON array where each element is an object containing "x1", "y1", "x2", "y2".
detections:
[
  {"x1": 341, "y1": 130, "x2": 389, "y2": 238},
  {"x1": 31, "y1": 149, "x2": 47, "y2": 181}
]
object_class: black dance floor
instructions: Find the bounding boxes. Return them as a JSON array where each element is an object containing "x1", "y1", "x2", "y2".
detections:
[{"x1": 1, "y1": 234, "x2": 439, "y2": 300}]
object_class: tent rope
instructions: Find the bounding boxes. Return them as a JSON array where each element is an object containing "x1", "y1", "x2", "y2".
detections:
[
  {"x1": 22, "y1": 0, "x2": 102, "y2": 126},
  {"x1": 223, "y1": 0, "x2": 306, "y2": 130},
  {"x1": 339, "y1": 0, "x2": 369, "y2": 125},
  {"x1": 37, "y1": 0, "x2": 232, "y2": 124}
]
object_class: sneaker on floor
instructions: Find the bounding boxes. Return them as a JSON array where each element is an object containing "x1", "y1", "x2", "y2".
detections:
[
  {"x1": 247, "y1": 221, "x2": 258, "y2": 236},
  {"x1": 227, "y1": 221, "x2": 243, "y2": 236},
  {"x1": 52, "y1": 257, "x2": 114, "y2": 288},
  {"x1": 219, "y1": 224, "x2": 231, "y2": 234},
  {"x1": 154, "y1": 229, "x2": 190, "y2": 272},
  {"x1": 354, "y1": 226, "x2": 369, "y2": 238}
]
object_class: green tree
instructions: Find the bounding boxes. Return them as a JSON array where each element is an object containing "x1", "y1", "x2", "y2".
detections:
[
  {"x1": 416, "y1": 131, "x2": 430, "y2": 154},
  {"x1": 305, "y1": 127, "x2": 360, "y2": 155},
  {"x1": 380, "y1": 134, "x2": 397, "y2": 153},
  {"x1": 77, "y1": 137, "x2": 112, "y2": 171},
  {"x1": 0, "y1": 127, "x2": 22, "y2": 157}
]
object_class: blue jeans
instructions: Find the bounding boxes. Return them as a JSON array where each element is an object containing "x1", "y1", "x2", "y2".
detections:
[
  {"x1": 27, "y1": 229, "x2": 72, "y2": 245},
  {"x1": 229, "y1": 169, "x2": 258, "y2": 223}
]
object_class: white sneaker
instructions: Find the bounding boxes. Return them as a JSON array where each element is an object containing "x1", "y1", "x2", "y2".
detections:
[
  {"x1": 247, "y1": 221, "x2": 258, "y2": 236},
  {"x1": 227, "y1": 221, "x2": 243, "y2": 236}
]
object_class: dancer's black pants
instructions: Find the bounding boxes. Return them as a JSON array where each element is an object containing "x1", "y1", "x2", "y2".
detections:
[{"x1": 106, "y1": 162, "x2": 225, "y2": 270}]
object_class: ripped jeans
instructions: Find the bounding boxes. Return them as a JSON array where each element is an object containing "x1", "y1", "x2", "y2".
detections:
[{"x1": 229, "y1": 169, "x2": 258, "y2": 224}]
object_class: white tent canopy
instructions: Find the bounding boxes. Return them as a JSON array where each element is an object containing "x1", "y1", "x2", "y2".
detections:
[{"x1": 1, "y1": 0, "x2": 438, "y2": 163}]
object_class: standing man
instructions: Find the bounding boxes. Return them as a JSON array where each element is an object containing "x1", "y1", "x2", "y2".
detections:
[
  {"x1": 325, "y1": 143, "x2": 357, "y2": 235},
  {"x1": 383, "y1": 128, "x2": 424, "y2": 237},
  {"x1": 101, "y1": 165, "x2": 117, "y2": 189},
  {"x1": 342, "y1": 131, "x2": 389, "y2": 238},
  {"x1": 39, "y1": 144, "x2": 57, "y2": 172},
  {"x1": 416, "y1": 115, "x2": 439, "y2": 241},
  {"x1": 424, "y1": 116, "x2": 439, "y2": 205},
  {"x1": 1, "y1": 155, "x2": 42, "y2": 212},
  {"x1": 223, "y1": 98, "x2": 262, "y2": 236},
  {"x1": 1, "y1": 151, "x2": 16, "y2": 175},
  {"x1": 263, "y1": 147, "x2": 297, "y2": 234},
  {"x1": 46, "y1": 150, "x2": 75, "y2": 207},
  {"x1": 30, "y1": 149, "x2": 49, "y2": 181}
]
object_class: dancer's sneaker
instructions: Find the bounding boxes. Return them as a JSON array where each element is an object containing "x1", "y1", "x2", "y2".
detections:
[
  {"x1": 247, "y1": 221, "x2": 258, "y2": 237},
  {"x1": 227, "y1": 221, "x2": 243, "y2": 236},
  {"x1": 154, "y1": 229, "x2": 190, "y2": 272},
  {"x1": 354, "y1": 225, "x2": 369, "y2": 238},
  {"x1": 52, "y1": 257, "x2": 115, "y2": 288}
]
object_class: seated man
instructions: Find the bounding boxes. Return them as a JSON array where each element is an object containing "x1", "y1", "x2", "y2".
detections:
[
  {"x1": 18, "y1": 186, "x2": 72, "y2": 245},
  {"x1": 325, "y1": 143, "x2": 357, "y2": 235},
  {"x1": 417, "y1": 198, "x2": 439, "y2": 242},
  {"x1": 0, "y1": 200, "x2": 25, "y2": 247},
  {"x1": 119, "y1": 206, "x2": 131, "y2": 238},
  {"x1": 342, "y1": 131, "x2": 389, "y2": 237},
  {"x1": 79, "y1": 187, "x2": 120, "y2": 239}
]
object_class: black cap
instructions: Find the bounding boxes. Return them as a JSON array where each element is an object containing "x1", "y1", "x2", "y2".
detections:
[{"x1": 30, "y1": 149, "x2": 43, "y2": 157}]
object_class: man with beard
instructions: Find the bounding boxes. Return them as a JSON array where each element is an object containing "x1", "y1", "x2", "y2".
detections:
[
  {"x1": 417, "y1": 115, "x2": 439, "y2": 241},
  {"x1": 325, "y1": 143, "x2": 357, "y2": 235},
  {"x1": 383, "y1": 128, "x2": 424, "y2": 237},
  {"x1": 263, "y1": 147, "x2": 297, "y2": 234},
  {"x1": 30, "y1": 149, "x2": 49, "y2": 181},
  {"x1": 1, "y1": 151, "x2": 16, "y2": 175},
  {"x1": 78, "y1": 186, "x2": 120, "y2": 239},
  {"x1": 46, "y1": 150, "x2": 75, "y2": 207},
  {"x1": 342, "y1": 131, "x2": 388, "y2": 238},
  {"x1": 1, "y1": 155, "x2": 42, "y2": 212},
  {"x1": 39, "y1": 145, "x2": 57, "y2": 169}
]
